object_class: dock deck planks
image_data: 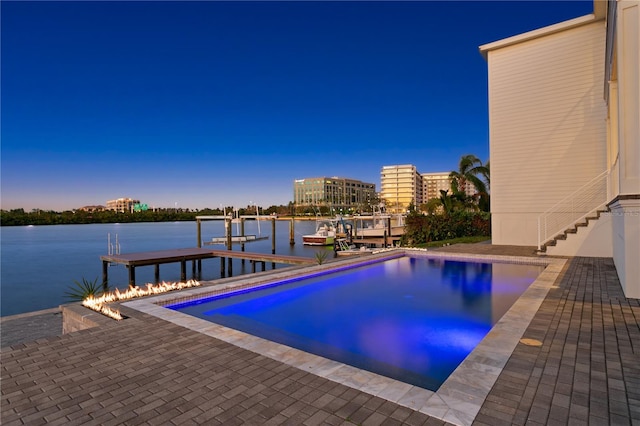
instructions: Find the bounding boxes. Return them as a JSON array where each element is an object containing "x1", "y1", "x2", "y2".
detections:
[{"x1": 101, "y1": 248, "x2": 315, "y2": 286}]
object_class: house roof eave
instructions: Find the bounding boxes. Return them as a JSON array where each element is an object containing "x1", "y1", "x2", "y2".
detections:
[{"x1": 478, "y1": 13, "x2": 603, "y2": 60}]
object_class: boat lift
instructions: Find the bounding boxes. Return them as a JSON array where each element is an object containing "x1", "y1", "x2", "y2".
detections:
[
  {"x1": 106, "y1": 233, "x2": 121, "y2": 266},
  {"x1": 206, "y1": 234, "x2": 268, "y2": 245},
  {"x1": 195, "y1": 212, "x2": 296, "y2": 276},
  {"x1": 201, "y1": 206, "x2": 269, "y2": 246}
]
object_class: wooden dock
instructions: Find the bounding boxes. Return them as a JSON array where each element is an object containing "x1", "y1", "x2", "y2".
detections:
[
  {"x1": 350, "y1": 236, "x2": 402, "y2": 247},
  {"x1": 101, "y1": 248, "x2": 315, "y2": 287}
]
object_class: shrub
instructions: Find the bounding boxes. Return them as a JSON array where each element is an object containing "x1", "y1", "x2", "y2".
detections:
[
  {"x1": 65, "y1": 277, "x2": 108, "y2": 301},
  {"x1": 314, "y1": 250, "x2": 329, "y2": 265},
  {"x1": 401, "y1": 211, "x2": 490, "y2": 246}
]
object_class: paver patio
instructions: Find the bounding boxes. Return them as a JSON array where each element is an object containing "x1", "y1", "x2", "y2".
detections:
[{"x1": 1, "y1": 247, "x2": 638, "y2": 425}]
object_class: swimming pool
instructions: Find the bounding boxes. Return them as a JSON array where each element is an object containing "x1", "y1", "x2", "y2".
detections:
[
  {"x1": 166, "y1": 255, "x2": 544, "y2": 391},
  {"x1": 125, "y1": 251, "x2": 565, "y2": 425}
]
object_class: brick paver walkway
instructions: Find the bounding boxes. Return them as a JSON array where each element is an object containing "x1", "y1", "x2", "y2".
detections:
[
  {"x1": 476, "y1": 257, "x2": 640, "y2": 426},
  {"x1": 1, "y1": 255, "x2": 638, "y2": 425},
  {"x1": 0, "y1": 308, "x2": 62, "y2": 349},
  {"x1": 1, "y1": 308, "x2": 448, "y2": 426}
]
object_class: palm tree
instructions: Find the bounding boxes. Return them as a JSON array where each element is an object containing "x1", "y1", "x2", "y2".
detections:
[
  {"x1": 482, "y1": 160, "x2": 490, "y2": 190},
  {"x1": 449, "y1": 154, "x2": 490, "y2": 211},
  {"x1": 441, "y1": 189, "x2": 479, "y2": 214},
  {"x1": 449, "y1": 155, "x2": 489, "y2": 194},
  {"x1": 478, "y1": 160, "x2": 490, "y2": 211},
  {"x1": 423, "y1": 198, "x2": 442, "y2": 215}
]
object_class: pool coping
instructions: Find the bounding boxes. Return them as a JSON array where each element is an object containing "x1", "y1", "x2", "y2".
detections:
[{"x1": 123, "y1": 249, "x2": 566, "y2": 426}]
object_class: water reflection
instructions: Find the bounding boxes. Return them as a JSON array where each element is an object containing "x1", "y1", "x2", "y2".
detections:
[{"x1": 427, "y1": 259, "x2": 492, "y2": 303}]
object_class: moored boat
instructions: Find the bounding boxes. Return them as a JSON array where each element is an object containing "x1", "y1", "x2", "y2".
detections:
[
  {"x1": 354, "y1": 211, "x2": 405, "y2": 238},
  {"x1": 302, "y1": 217, "x2": 337, "y2": 246}
]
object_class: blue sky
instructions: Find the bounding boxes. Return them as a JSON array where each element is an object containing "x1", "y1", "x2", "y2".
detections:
[{"x1": 1, "y1": 1, "x2": 593, "y2": 211}]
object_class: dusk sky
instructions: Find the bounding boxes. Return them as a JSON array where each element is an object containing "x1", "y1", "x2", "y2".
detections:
[{"x1": 1, "y1": 1, "x2": 593, "y2": 211}]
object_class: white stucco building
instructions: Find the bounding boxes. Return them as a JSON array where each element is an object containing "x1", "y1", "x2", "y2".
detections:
[{"x1": 480, "y1": 0, "x2": 639, "y2": 298}]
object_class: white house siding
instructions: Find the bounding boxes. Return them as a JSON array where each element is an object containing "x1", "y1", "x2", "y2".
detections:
[
  {"x1": 545, "y1": 213, "x2": 613, "y2": 257},
  {"x1": 611, "y1": 1, "x2": 640, "y2": 299},
  {"x1": 487, "y1": 21, "x2": 608, "y2": 246},
  {"x1": 617, "y1": 1, "x2": 640, "y2": 196}
]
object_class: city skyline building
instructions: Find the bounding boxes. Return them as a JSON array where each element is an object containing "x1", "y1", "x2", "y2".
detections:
[
  {"x1": 421, "y1": 172, "x2": 452, "y2": 201},
  {"x1": 383, "y1": 167, "x2": 480, "y2": 213},
  {"x1": 422, "y1": 171, "x2": 477, "y2": 201},
  {"x1": 106, "y1": 197, "x2": 141, "y2": 213},
  {"x1": 293, "y1": 177, "x2": 376, "y2": 213},
  {"x1": 380, "y1": 165, "x2": 423, "y2": 214}
]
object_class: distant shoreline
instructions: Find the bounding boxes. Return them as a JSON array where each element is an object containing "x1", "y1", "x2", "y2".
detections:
[{"x1": 0, "y1": 214, "x2": 325, "y2": 226}]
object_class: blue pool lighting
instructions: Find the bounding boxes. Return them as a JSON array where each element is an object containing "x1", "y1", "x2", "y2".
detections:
[{"x1": 167, "y1": 256, "x2": 544, "y2": 391}]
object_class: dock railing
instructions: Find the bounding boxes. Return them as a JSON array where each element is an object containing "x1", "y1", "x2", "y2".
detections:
[{"x1": 537, "y1": 170, "x2": 610, "y2": 250}]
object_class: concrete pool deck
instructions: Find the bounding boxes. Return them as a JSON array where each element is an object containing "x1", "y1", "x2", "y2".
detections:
[{"x1": 2, "y1": 246, "x2": 639, "y2": 425}]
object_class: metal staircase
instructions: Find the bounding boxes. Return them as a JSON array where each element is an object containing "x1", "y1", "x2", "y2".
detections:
[
  {"x1": 537, "y1": 170, "x2": 610, "y2": 253},
  {"x1": 537, "y1": 207, "x2": 610, "y2": 253}
]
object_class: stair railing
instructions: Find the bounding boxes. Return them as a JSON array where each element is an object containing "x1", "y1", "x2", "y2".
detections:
[{"x1": 537, "y1": 170, "x2": 610, "y2": 250}]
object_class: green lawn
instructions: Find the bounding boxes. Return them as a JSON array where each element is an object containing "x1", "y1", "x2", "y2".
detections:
[{"x1": 412, "y1": 235, "x2": 491, "y2": 248}]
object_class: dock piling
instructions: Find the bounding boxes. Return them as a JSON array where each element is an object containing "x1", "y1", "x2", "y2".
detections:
[
  {"x1": 180, "y1": 261, "x2": 186, "y2": 281},
  {"x1": 271, "y1": 218, "x2": 276, "y2": 269},
  {"x1": 289, "y1": 218, "x2": 295, "y2": 245},
  {"x1": 196, "y1": 219, "x2": 202, "y2": 248},
  {"x1": 128, "y1": 266, "x2": 136, "y2": 287},
  {"x1": 225, "y1": 218, "x2": 232, "y2": 250},
  {"x1": 240, "y1": 218, "x2": 246, "y2": 265},
  {"x1": 102, "y1": 261, "x2": 109, "y2": 290},
  {"x1": 225, "y1": 218, "x2": 233, "y2": 277}
]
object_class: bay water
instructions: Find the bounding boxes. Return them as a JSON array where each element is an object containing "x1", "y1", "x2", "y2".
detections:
[{"x1": 0, "y1": 220, "x2": 324, "y2": 317}]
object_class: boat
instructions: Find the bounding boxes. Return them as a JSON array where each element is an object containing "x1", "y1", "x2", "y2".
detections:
[
  {"x1": 302, "y1": 217, "x2": 337, "y2": 246},
  {"x1": 354, "y1": 210, "x2": 405, "y2": 238}
]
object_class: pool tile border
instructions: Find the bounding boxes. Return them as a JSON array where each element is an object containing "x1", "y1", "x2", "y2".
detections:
[{"x1": 123, "y1": 249, "x2": 565, "y2": 426}]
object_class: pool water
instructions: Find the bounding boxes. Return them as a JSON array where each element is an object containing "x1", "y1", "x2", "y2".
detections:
[{"x1": 168, "y1": 256, "x2": 545, "y2": 391}]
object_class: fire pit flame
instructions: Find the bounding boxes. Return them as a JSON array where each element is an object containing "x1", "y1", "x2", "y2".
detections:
[{"x1": 82, "y1": 279, "x2": 201, "y2": 320}]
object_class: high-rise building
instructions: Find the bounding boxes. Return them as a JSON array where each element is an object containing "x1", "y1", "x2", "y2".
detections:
[
  {"x1": 421, "y1": 172, "x2": 452, "y2": 201},
  {"x1": 380, "y1": 165, "x2": 423, "y2": 213},
  {"x1": 422, "y1": 172, "x2": 477, "y2": 201},
  {"x1": 293, "y1": 177, "x2": 376, "y2": 212}
]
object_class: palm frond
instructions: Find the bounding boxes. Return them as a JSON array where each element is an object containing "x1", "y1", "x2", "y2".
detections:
[
  {"x1": 467, "y1": 174, "x2": 488, "y2": 195},
  {"x1": 314, "y1": 250, "x2": 329, "y2": 265},
  {"x1": 65, "y1": 277, "x2": 107, "y2": 301}
]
